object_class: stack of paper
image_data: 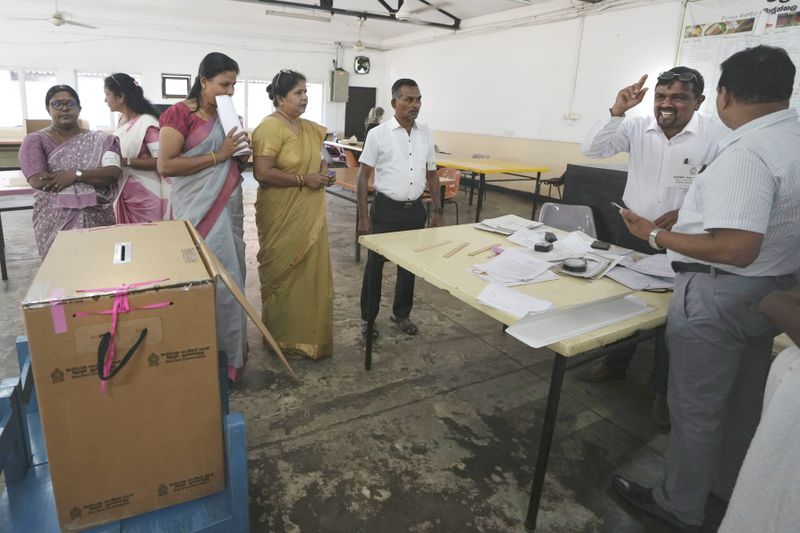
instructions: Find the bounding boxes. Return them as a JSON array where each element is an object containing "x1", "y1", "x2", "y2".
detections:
[
  {"x1": 477, "y1": 283, "x2": 552, "y2": 318},
  {"x1": 469, "y1": 248, "x2": 555, "y2": 286},
  {"x1": 625, "y1": 254, "x2": 675, "y2": 279},
  {"x1": 476, "y1": 214, "x2": 542, "y2": 235},
  {"x1": 605, "y1": 266, "x2": 674, "y2": 290},
  {"x1": 215, "y1": 95, "x2": 250, "y2": 156}
]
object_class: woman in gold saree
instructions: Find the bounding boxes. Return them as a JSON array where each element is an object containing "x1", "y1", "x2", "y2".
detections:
[{"x1": 252, "y1": 69, "x2": 335, "y2": 360}]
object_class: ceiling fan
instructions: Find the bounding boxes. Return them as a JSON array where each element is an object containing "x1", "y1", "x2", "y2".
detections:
[
  {"x1": 394, "y1": 0, "x2": 452, "y2": 22},
  {"x1": 352, "y1": 17, "x2": 367, "y2": 51},
  {"x1": 10, "y1": 0, "x2": 97, "y2": 29}
]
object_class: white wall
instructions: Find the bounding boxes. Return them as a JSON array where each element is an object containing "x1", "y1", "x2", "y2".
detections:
[{"x1": 383, "y1": 1, "x2": 686, "y2": 143}]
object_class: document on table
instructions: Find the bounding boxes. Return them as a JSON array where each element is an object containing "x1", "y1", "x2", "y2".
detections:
[
  {"x1": 605, "y1": 266, "x2": 674, "y2": 290},
  {"x1": 468, "y1": 268, "x2": 559, "y2": 286},
  {"x1": 507, "y1": 229, "x2": 594, "y2": 262},
  {"x1": 473, "y1": 248, "x2": 553, "y2": 284},
  {"x1": 476, "y1": 214, "x2": 543, "y2": 235},
  {"x1": 506, "y1": 294, "x2": 653, "y2": 348},
  {"x1": 477, "y1": 283, "x2": 552, "y2": 318},
  {"x1": 625, "y1": 253, "x2": 675, "y2": 279}
]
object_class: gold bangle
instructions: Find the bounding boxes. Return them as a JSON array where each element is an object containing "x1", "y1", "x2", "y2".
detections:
[
  {"x1": 296, "y1": 174, "x2": 304, "y2": 187},
  {"x1": 209, "y1": 151, "x2": 217, "y2": 166}
]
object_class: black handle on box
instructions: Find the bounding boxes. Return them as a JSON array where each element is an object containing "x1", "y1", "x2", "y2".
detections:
[{"x1": 96, "y1": 328, "x2": 148, "y2": 381}]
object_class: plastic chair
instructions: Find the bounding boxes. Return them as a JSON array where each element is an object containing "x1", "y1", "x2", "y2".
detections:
[
  {"x1": 537, "y1": 202, "x2": 597, "y2": 238},
  {"x1": 436, "y1": 167, "x2": 461, "y2": 224}
]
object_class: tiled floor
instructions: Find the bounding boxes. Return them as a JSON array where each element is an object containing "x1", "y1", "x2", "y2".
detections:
[{"x1": 0, "y1": 174, "x2": 726, "y2": 532}]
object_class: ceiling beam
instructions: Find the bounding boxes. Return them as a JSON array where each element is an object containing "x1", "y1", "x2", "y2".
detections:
[{"x1": 255, "y1": 0, "x2": 461, "y2": 31}]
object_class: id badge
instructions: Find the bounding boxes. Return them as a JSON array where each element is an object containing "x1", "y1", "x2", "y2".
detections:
[{"x1": 666, "y1": 163, "x2": 698, "y2": 189}]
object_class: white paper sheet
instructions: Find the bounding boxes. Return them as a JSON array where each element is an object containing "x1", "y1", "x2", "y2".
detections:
[
  {"x1": 605, "y1": 266, "x2": 674, "y2": 291},
  {"x1": 215, "y1": 95, "x2": 250, "y2": 156},
  {"x1": 506, "y1": 294, "x2": 653, "y2": 348},
  {"x1": 476, "y1": 214, "x2": 543, "y2": 235},
  {"x1": 626, "y1": 253, "x2": 675, "y2": 279},
  {"x1": 468, "y1": 268, "x2": 559, "y2": 286},
  {"x1": 477, "y1": 283, "x2": 552, "y2": 318},
  {"x1": 474, "y1": 248, "x2": 553, "y2": 284}
]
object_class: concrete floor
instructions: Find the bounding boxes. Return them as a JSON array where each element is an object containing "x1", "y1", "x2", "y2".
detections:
[{"x1": 0, "y1": 175, "x2": 727, "y2": 532}]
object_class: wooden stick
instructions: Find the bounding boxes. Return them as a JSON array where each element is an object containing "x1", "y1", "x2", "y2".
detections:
[
  {"x1": 443, "y1": 241, "x2": 469, "y2": 258},
  {"x1": 413, "y1": 240, "x2": 452, "y2": 252},
  {"x1": 467, "y1": 244, "x2": 494, "y2": 256}
]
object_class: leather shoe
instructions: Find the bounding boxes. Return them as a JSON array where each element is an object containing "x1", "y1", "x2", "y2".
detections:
[
  {"x1": 576, "y1": 361, "x2": 625, "y2": 383},
  {"x1": 652, "y1": 393, "x2": 671, "y2": 430},
  {"x1": 612, "y1": 475, "x2": 702, "y2": 532}
]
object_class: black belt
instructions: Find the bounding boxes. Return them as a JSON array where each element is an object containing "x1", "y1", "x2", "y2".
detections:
[
  {"x1": 375, "y1": 192, "x2": 421, "y2": 208},
  {"x1": 671, "y1": 261, "x2": 736, "y2": 276}
]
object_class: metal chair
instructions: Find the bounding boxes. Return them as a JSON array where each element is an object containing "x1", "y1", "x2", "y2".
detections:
[
  {"x1": 541, "y1": 173, "x2": 565, "y2": 200},
  {"x1": 537, "y1": 202, "x2": 597, "y2": 238}
]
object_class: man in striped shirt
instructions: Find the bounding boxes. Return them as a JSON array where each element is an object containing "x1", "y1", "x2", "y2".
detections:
[{"x1": 614, "y1": 45, "x2": 800, "y2": 531}]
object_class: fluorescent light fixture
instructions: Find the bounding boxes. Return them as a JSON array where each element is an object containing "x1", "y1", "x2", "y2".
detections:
[{"x1": 265, "y1": 9, "x2": 332, "y2": 23}]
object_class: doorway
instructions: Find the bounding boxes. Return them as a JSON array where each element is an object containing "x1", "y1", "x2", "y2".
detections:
[{"x1": 344, "y1": 86, "x2": 376, "y2": 142}]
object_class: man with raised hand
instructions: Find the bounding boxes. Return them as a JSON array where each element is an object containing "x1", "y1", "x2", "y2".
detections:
[{"x1": 578, "y1": 67, "x2": 729, "y2": 426}]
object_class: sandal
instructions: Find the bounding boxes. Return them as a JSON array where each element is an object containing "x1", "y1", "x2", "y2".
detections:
[
  {"x1": 361, "y1": 321, "x2": 379, "y2": 340},
  {"x1": 391, "y1": 315, "x2": 418, "y2": 335}
]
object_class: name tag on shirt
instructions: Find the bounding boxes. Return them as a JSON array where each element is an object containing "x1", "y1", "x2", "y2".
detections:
[{"x1": 666, "y1": 163, "x2": 698, "y2": 189}]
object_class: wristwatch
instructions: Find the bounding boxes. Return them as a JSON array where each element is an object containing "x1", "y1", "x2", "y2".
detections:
[
  {"x1": 74, "y1": 170, "x2": 83, "y2": 183},
  {"x1": 648, "y1": 227, "x2": 665, "y2": 251}
]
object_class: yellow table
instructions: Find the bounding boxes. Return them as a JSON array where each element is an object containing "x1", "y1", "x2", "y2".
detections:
[
  {"x1": 359, "y1": 223, "x2": 670, "y2": 530},
  {"x1": 436, "y1": 158, "x2": 550, "y2": 222}
]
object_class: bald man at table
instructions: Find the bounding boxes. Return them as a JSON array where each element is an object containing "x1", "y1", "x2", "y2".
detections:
[{"x1": 356, "y1": 78, "x2": 442, "y2": 339}]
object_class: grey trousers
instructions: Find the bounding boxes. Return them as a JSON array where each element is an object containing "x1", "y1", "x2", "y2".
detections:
[{"x1": 654, "y1": 271, "x2": 795, "y2": 525}]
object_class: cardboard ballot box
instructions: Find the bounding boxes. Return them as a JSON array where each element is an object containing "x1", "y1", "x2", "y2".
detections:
[{"x1": 21, "y1": 221, "x2": 225, "y2": 531}]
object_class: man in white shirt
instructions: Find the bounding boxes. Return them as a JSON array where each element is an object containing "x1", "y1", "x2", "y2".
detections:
[
  {"x1": 357, "y1": 78, "x2": 442, "y2": 338},
  {"x1": 615, "y1": 45, "x2": 800, "y2": 531},
  {"x1": 577, "y1": 67, "x2": 729, "y2": 424}
]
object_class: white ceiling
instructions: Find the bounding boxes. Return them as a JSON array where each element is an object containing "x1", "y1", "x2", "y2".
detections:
[{"x1": 0, "y1": 0, "x2": 545, "y2": 49}]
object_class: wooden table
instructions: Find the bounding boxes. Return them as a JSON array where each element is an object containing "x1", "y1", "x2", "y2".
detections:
[
  {"x1": 0, "y1": 170, "x2": 34, "y2": 280},
  {"x1": 436, "y1": 158, "x2": 550, "y2": 222},
  {"x1": 326, "y1": 167, "x2": 454, "y2": 262},
  {"x1": 359, "y1": 224, "x2": 670, "y2": 531}
]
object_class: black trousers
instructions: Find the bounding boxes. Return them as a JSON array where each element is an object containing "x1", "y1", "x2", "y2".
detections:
[
  {"x1": 607, "y1": 224, "x2": 669, "y2": 394},
  {"x1": 360, "y1": 193, "x2": 428, "y2": 322}
]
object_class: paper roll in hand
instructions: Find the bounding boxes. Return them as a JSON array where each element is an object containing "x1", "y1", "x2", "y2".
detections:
[{"x1": 215, "y1": 95, "x2": 251, "y2": 156}]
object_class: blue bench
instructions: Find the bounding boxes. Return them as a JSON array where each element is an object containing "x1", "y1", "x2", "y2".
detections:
[{"x1": 0, "y1": 336, "x2": 249, "y2": 532}]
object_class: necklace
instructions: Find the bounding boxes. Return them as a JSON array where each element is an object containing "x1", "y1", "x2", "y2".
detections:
[
  {"x1": 276, "y1": 109, "x2": 300, "y2": 126},
  {"x1": 49, "y1": 126, "x2": 79, "y2": 144}
]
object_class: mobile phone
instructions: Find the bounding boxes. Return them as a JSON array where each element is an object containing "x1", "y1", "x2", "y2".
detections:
[
  {"x1": 534, "y1": 242, "x2": 553, "y2": 252},
  {"x1": 591, "y1": 240, "x2": 611, "y2": 250},
  {"x1": 610, "y1": 201, "x2": 625, "y2": 210},
  {"x1": 544, "y1": 231, "x2": 558, "y2": 243}
]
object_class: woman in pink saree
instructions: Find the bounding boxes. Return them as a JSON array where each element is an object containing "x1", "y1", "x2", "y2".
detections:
[
  {"x1": 19, "y1": 84, "x2": 122, "y2": 257},
  {"x1": 104, "y1": 72, "x2": 169, "y2": 222},
  {"x1": 158, "y1": 52, "x2": 250, "y2": 381}
]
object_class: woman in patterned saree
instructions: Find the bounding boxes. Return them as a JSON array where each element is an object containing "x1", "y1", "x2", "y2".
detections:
[
  {"x1": 158, "y1": 52, "x2": 251, "y2": 381},
  {"x1": 19, "y1": 84, "x2": 122, "y2": 257},
  {"x1": 104, "y1": 72, "x2": 169, "y2": 222},
  {"x1": 252, "y1": 69, "x2": 335, "y2": 360}
]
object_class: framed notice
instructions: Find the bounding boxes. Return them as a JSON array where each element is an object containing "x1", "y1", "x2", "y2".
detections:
[{"x1": 161, "y1": 74, "x2": 191, "y2": 98}]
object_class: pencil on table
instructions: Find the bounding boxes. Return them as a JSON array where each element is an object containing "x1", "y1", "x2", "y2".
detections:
[
  {"x1": 467, "y1": 245, "x2": 494, "y2": 256},
  {"x1": 413, "y1": 240, "x2": 452, "y2": 252},
  {"x1": 444, "y1": 242, "x2": 469, "y2": 258}
]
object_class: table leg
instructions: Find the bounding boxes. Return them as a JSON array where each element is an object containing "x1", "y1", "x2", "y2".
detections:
[
  {"x1": 355, "y1": 203, "x2": 362, "y2": 263},
  {"x1": 468, "y1": 173, "x2": 476, "y2": 206},
  {"x1": 524, "y1": 353, "x2": 566, "y2": 532},
  {"x1": 0, "y1": 211, "x2": 7, "y2": 281},
  {"x1": 473, "y1": 173, "x2": 486, "y2": 223},
  {"x1": 530, "y1": 172, "x2": 543, "y2": 221}
]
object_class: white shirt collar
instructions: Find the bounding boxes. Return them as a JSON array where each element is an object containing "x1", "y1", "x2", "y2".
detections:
[
  {"x1": 389, "y1": 116, "x2": 418, "y2": 131},
  {"x1": 718, "y1": 108, "x2": 799, "y2": 151}
]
